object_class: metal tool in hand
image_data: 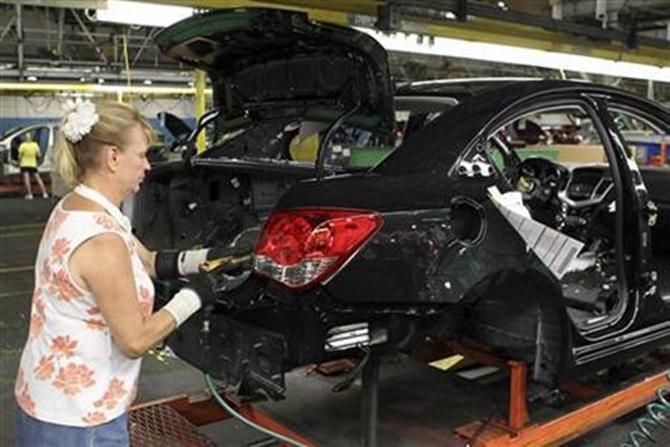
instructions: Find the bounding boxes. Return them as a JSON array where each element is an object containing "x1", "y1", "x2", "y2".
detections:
[{"x1": 199, "y1": 254, "x2": 254, "y2": 274}]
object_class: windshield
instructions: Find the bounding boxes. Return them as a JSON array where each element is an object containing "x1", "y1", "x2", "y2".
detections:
[{"x1": 1, "y1": 125, "x2": 25, "y2": 139}]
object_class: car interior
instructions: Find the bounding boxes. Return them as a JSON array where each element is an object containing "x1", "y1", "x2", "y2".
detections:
[
  {"x1": 194, "y1": 111, "x2": 397, "y2": 171},
  {"x1": 484, "y1": 104, "x2": 670, "y2": 331}
]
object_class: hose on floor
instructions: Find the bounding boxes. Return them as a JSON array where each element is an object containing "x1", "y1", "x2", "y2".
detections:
[
  {"x1": 204, "y1": 374, "x2": 309, "y2": 447},
  {"x1": 621, "y1": 372, "x2": 670, "y2": 447}
]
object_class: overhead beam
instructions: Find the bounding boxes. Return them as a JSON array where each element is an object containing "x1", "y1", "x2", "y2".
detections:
[
  {"x1": 70, "y1": 8, "x2": 109, "y2": 66},
  {"x1": 0, "y1": 57, "x2": 182, "y2": 73},
  {"x1": 0, "y1": 15, "x2": 16, "y2": 45},
  {"x1": 155, "y1": 0, "x2": 381, "y2": 16},
  {"x1": 559, "y1": 0, "x2": 670, "y2": 18},
  {"x1": 131, "y1": 29, "x2": 158, "y2": 68},
  {"x1": 45, "y1": 7, "x2": 51, "y2": 50},
  {"x1": 388, "y1": 0, "x2": 669, "y2": 52},
  {"x1": 408, "y1": 16, "x2": 670, "y2": 67},
  {"x1": 0, "y1": 1, "x2": 105, "y2": 7},
  {"x1": 0, "y1": 65, "x2": 189, "y2": 82},
  {"x1": 152, "y1": 0, "x2": 670, "y2": 67},
  {"x1": 16, "y1": 4, "x2": 24, "y2": 78},
  {"x1": 57, "y1": 7, "x2": 64, "y2": 56}
]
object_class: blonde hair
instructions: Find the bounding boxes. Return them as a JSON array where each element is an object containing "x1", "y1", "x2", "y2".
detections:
[{"x1": 55, "y1": 101, "x2": 154, "y2": 187}]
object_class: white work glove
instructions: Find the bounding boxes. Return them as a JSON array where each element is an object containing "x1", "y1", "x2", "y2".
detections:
[
  {"x1": 162, "y1": 288, "x2": 201, "y2": 327},
  {"x1": 161, "y1": 273, "x2": 218, "y2": 327}
]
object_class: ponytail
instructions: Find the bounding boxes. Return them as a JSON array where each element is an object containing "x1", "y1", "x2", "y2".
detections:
[{"x1": 54, "y1": 133, "x2": 80, "y2": 188}]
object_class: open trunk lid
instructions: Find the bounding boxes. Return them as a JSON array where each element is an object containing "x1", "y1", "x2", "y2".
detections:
[{"x1": 155, "y1": 8, "x2": 394, "y2": 132}]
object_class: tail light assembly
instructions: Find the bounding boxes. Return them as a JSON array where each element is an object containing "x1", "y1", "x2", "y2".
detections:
[{"x1": 254, "y1": 208, "x2": 383, "y2": 289}]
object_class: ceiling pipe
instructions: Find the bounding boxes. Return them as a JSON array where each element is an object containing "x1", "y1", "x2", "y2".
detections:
[
  {"x1": 69, "y1": 8, "x2": 109, "y2": 66},
  {"x1": 0, "y1": 15, "x2": 16, "y2": 44},
  {"x1": 57, "y1": 7, "x2": 64, "y2": 56},
  {"x1": 16, "y1": 4, "x2": 24, "y2": 79}
]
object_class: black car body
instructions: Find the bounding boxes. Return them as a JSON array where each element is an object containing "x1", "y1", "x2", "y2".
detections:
[{"x1": 133, "y1": 9, "x2": 670, "y2": 400}]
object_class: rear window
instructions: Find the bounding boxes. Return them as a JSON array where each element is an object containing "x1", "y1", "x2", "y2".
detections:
[{"x1": 374, "y1": 95, "x2": 506, "y2": 175}]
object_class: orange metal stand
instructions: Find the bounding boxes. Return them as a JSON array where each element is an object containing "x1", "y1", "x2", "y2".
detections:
[
  {"x1": 451, "y1": 340, "x2": 670, "y2": 446},
  {"x1": 129, "y1": 392, "x2": 315, "y2": 447},
  {"x1": 129, "y1": 344, "x2": 667, "y2": 446},
  {"x1": 450, "y1": 341, "x2": 530, "y2": 433}
]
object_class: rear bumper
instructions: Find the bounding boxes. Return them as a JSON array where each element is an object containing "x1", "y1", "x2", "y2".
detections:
[
  {"x1": 158, "y1": 279, "x2": 387, "y2": 399},
  {"x1": 168, "y1": 311, "x2": 290, "y2": 399}
]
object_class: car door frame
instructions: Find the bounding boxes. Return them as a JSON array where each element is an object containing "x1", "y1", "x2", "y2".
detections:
[
  {"x1": 462, "y1": 90, "x2": 658, "y2": 368},
  {"x1": 598, "y1": 94, "x2": 670, "y2": 323}
]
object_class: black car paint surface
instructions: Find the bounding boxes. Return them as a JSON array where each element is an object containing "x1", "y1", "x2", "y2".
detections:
[
  {"x1": 138, "y1": 9, "x2": 670, "y2": 400},
  {"x1": 153, "y1": 81, "x2": 670, "y2": 400}
]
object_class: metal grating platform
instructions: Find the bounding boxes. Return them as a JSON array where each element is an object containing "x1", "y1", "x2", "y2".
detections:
[{"x1": 129, "y1": 402, "x2": 217, "y2": 447}]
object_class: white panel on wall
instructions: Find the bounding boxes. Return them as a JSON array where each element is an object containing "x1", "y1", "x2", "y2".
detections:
[{"x1": 0, "y1": 96, "x2": 64, "y2": 119}]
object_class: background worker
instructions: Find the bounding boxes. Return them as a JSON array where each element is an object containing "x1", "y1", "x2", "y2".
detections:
[
  {"x1": 18, "y1": 133, "x2": 49, "y2": 199},
  {"x1": 14, "y1": 99, "x2": 219, "y2": 446}
]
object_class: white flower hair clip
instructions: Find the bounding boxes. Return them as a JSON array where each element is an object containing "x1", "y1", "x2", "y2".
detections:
[{"x1": 61, "y1": 98, "x2": 99, "y2": 143}]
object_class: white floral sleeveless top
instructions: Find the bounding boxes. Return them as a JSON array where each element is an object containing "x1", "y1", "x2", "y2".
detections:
[{"x1": 15, "y1": 199, "x2": 154, "y2": 426}]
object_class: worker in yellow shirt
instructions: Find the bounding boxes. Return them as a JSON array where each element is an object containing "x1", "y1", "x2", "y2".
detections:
[{"x1": 18, "y1": 133, "x2": 48, "y2": 199}]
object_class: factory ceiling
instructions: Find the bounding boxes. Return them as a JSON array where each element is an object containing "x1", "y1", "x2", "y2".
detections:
[{"x1": 0, "y1": 1, "x2": 668, "y2": 100}]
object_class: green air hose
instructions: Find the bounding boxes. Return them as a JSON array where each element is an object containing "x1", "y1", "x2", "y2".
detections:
[
  {"x1": 621, "y1": 372, "x2": 670, "y2": 447},
  {"x1": 204, "y1": 374, "x2": 310, "y2": 447}
]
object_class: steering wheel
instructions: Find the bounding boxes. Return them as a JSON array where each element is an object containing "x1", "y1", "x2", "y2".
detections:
[{"x1": 512, "y1": 157, "x2": 568, "y2": 204}]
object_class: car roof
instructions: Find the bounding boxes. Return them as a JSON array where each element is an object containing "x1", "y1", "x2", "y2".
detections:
[
  {"x1": 395, "y1": 77, "x2": 592, "y2": 100},
  {"x1": 375, "y1": 79, "x2": 663, "y2": 175},
  {"x1": 1, "y1": 122, "x2": 57, "y2": 140},
  {"x1": 393, "y1": 95, "x2": 459, "y2": 113}
]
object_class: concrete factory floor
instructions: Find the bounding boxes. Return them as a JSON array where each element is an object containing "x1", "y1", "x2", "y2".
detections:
[{"x1": 1, "y1": 196, "x2": 668, "y2": 446}]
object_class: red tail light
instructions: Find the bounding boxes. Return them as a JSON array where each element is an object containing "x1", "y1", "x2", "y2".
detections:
[{"x1": 254, "y1": 208, "x2": 383, "y2": 289}]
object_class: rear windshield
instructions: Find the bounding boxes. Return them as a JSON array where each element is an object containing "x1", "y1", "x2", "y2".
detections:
[{"x1": 373, "y1": 97, "x2": 502, "y2": 175}]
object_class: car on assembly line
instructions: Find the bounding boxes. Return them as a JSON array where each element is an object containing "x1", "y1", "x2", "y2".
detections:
[
  {"x1": 0, "y1": 122, "x2": 59, "y2": 177},
  {"x1": 130, "y1": 8, "x2": 670, "y2": 401}
]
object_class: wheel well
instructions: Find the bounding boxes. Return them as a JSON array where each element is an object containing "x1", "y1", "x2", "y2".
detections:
[{"x1": 460, "y1": 269, "x2": 569, "y2": 384}]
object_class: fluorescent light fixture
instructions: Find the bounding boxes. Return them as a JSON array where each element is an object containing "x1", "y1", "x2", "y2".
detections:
[
  {"x1": 358, "y1": 28, "x2": 670, "y2": 83},
  {"x1": 0, "y1": 82, "x2": 214, "y2": 96},
  {"x1": 97, "y1": 0, "x2": 193, "y2": 27}
]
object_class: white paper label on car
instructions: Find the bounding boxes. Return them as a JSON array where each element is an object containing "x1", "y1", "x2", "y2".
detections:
[{"x1": 487, "y1": 186, "x2": 584, "y2": 279}]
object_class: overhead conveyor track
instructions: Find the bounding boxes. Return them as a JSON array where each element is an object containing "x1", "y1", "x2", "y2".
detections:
[{"x1": 151, "y1": 0, "x2": 670, "y2": 68}]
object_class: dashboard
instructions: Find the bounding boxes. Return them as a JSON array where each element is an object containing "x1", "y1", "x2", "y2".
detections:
[{"x1": 559, "y1": 165, "x2": 613, "y2": 208}]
